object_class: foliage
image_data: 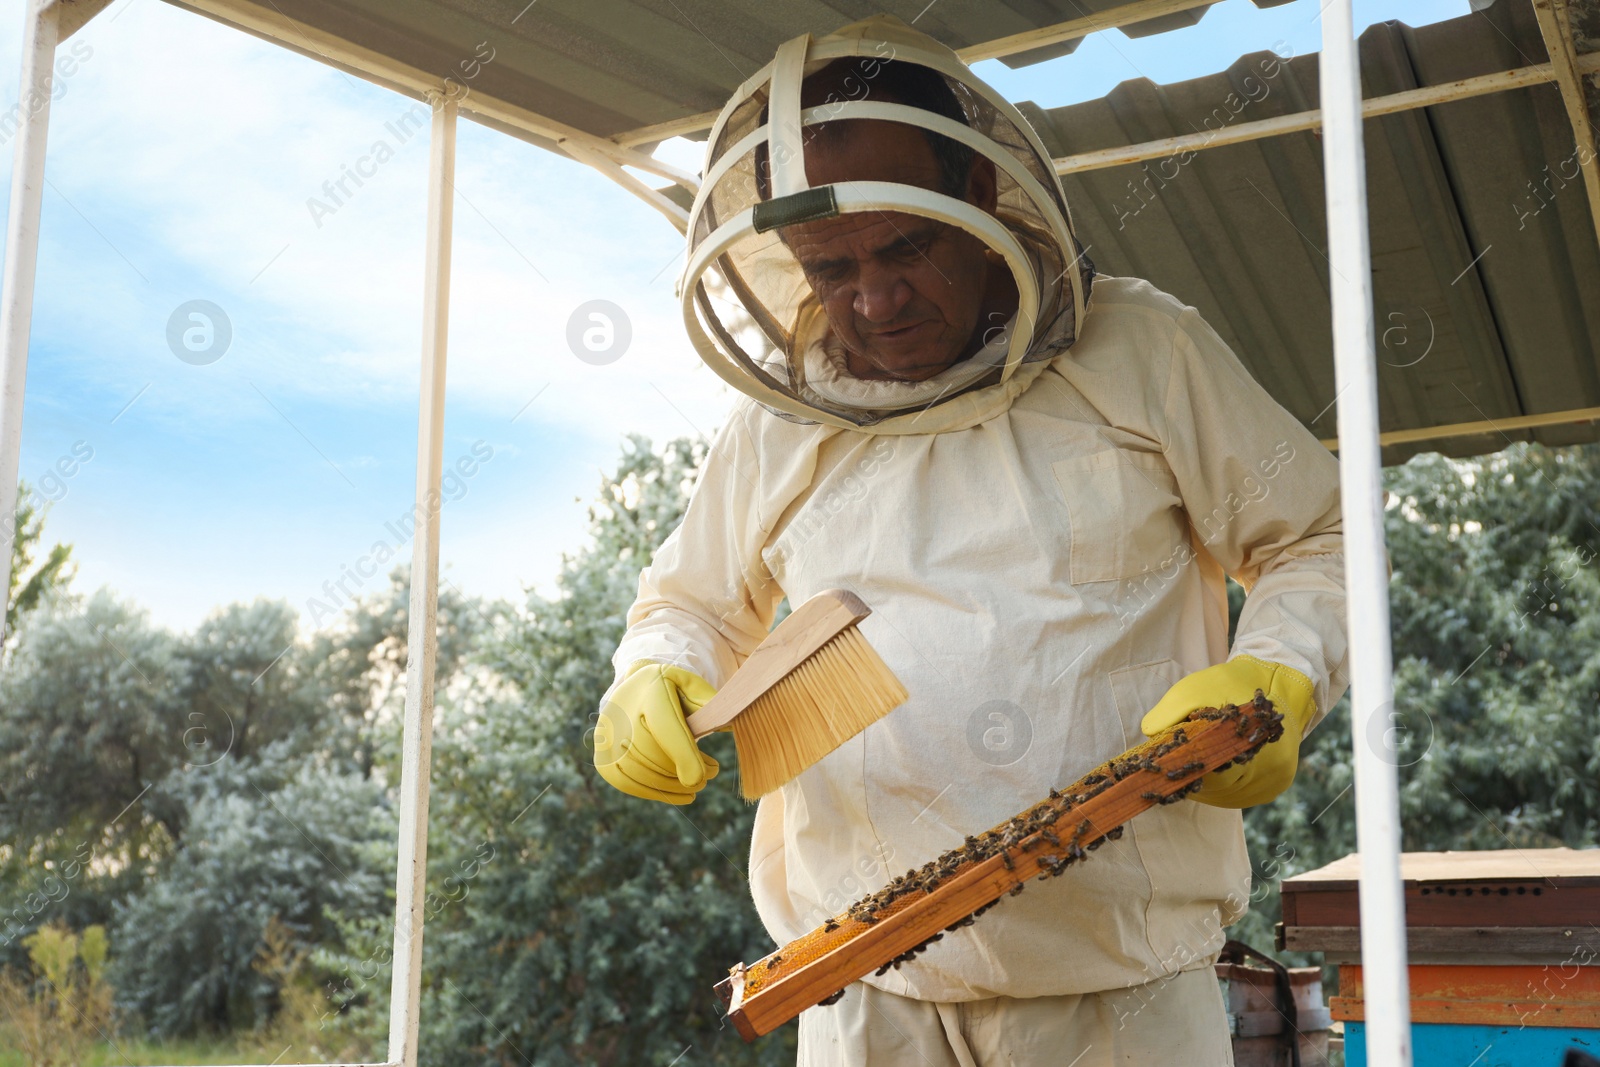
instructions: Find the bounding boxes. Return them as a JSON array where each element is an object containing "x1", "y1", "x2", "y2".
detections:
[
  {"x1": 353, "y1": 435, "x2": 795, "y2": 1066},
  {"x1": 0, "y1": 590, "x2": 182, "y2": 967},
  {"x1": 0, "y1": 567, "x2": 480, "y2": 1035},
  {"x1": 0, "y1": 922, "x2": 114, "y2": 1067},
  {"x1": 5, "y1": 481, "x2": 75, "y2": 644},
  {"x1": 1235, "y1": 442, "x2": 1600, "y2": 957},
  {"x1": 107, "y1": 751, "x2": 394, "y2": 1036},
  {"x1": 246, "y1": 917, "x2": 370, "y2": 1063},
  {"x1": 7, "y1": 435, "x2": 1600, "y2": 1057}
]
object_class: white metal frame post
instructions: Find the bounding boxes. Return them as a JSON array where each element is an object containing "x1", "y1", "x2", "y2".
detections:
[
  {"x1": 0, "y1": 0, "x2": 59, "y2": 638},
  {"x1": 386, "y1": 93, "x2": 456, "y2": 1067},
  {"x1": 1319, "y1": 4, "x2": 1412, "y2": 1067}
]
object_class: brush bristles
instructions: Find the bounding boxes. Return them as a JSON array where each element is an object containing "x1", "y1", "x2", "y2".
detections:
[{"x1": 732, "y1": 626, "x2": 908, "y2": 800}]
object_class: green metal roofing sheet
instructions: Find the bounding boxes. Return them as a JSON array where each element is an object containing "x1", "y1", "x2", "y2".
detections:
[
  {"x1": 155, "y1": 0, "x2": 1600, "y2": 462},
  {"x1": 166, "y1": 0, "x2": 1295, "y2": 143},
  {"x1": 1030, "y1": 0, "x2": 1600, "y2": 463}
]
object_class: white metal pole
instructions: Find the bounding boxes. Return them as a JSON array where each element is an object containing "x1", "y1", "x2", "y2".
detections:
[
  {"x1": 1318, "y1": 4, "x2": 1412, "y2": 1067},
  {"x1": 0, "y1": 0, "x2": 59, "y2": 639},
  {"x1": 387, "y1": 92, "x2": 456, "y2": 1067}
]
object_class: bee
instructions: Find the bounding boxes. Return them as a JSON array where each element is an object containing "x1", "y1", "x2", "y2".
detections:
[
  {"x1": 765, "y1": 954, "x2": 783, "y2": 970},
  {"x1": 823, "y1": 919, "x2": 839, "y2": 933}
]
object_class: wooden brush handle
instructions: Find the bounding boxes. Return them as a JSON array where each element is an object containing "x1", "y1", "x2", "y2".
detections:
[{"x1": 685, "y1": 589, "x2": 871, "y2": 738}]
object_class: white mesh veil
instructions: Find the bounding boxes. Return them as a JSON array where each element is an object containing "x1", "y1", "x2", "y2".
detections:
[{"x1": 679, "y1": 16, "x2": 1093, "y2": 430}]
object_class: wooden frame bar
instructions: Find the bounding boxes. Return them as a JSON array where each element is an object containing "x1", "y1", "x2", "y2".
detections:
[
  {"x1": 1531, "y1": 0, "x2": 1600, "y2": 251},
  {"x1": 717, "y1": 700, "x2": 1282, "y2": 1040},
  {"x1": 1054, "y1": 53, "x2": 1600, "y2": 175},
  {"x1": 1333, "y1": 995, "x2": 1600, "y2": 1028},
  {"x1": 168, "y1": 0, "x2": 695, "y2": 190},
  {"x1": 1280, "y1": 924, "x2": 1597, "y2": 956},
  {"x1": 1318, "y1": 403, "x2": 1600, "y2": 450},
  {"x1": 1331, "y1": 962, "x2": 1600, "y2": 1028},
  {"x1": 558, "y1": 140, "x2": 690, "y2": 234}
]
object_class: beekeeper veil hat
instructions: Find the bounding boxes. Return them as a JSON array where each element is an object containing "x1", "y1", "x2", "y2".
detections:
[{"x1": 680, "y1": 15, "x2": 1093, "y2": 430}]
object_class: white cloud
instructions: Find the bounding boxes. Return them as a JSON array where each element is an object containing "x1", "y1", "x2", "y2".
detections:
[{"x1": 0, "y1": 1, "x2": 734, "y2": 630}]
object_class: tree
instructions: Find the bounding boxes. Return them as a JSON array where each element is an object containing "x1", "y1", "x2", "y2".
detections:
[
  {"x1": 1235, "y1": 442, "x2": 1600, "y2": 957},
  {"x1": 5, "y1": 481, "x2": 74, "y2": 643},
  {"x1": 108, "y1": 748, "x2": 394, "y2": 1036},
  {"x1": 0, "y1": 567, "x2": 483, "y2": 1035},
  {"x1": 8, "y1": 429, "x2": 1596, "y2": 1054},
  {"x1": 298, "y1": 564, "x2": 487, "y2": 777},
  {"x1": 173, "y1": 599, "x2": 325, "y2": 767},
  {"x1": 0, "y1": 590, "x2": 182, "y2": 962},
  {"x1": 350, "y1": 436, "x2": 796, "y2": 1066}
]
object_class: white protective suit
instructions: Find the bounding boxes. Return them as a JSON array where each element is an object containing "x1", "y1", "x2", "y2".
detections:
[
  {"x1": 614, "y1": 14, "x2": 1347, "y2": 1015},
  {"x1": 616, "y1": 274, "x2": 1348, "y2": 1001}
]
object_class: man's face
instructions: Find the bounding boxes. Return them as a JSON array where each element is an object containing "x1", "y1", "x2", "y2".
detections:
[{"x1": 782, "y1": 121, "x2": 999, "y2": 382}]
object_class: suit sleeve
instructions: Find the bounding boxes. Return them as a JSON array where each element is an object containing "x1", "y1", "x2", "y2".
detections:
[
  {"x1": 610, "y1": 404, "x2": 786, "y2": 690},
  {"x1": 1161, "y1": 305, "x2": 1351, "y2": 730}
]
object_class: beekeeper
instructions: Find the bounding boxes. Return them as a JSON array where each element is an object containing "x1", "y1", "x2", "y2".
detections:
[{"x1": 594, "y1": 16, "x2": 1346, "y2": 1066}]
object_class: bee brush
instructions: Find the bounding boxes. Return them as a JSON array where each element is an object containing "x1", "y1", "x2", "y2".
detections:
[{"x1": 684, "y1": 588, "x2": 907, "y2": 799}]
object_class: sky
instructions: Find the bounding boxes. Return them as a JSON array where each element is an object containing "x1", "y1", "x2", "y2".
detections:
[{"x1": 0, "y1": 0, "x2": 1468, "y2": 634}]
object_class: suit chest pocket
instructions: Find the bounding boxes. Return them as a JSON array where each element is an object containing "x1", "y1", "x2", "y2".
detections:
[{"x1": 1052, "y1": 451, "x2": 1185, "y2": 585}]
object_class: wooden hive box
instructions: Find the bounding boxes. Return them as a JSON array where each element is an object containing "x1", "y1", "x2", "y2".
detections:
[
  {"x1": 1216, "y1": 957, "x2": 1333, "y2": 1067},
  {"x1": 1277, "y1": 849, "x2": 1600, "y2": 1067}
]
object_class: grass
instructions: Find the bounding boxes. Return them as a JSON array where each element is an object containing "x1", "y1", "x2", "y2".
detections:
[{"x1": 0, "y1": 1032, "x2": 365, "y2": 1066}]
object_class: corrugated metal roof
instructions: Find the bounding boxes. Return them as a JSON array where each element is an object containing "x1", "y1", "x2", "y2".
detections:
[
  {"x1": 152, "y1": 0, "x2": 1600, "y2": 462},
  {"x1": 1030, "y1": 0, "x2": 1600, "y2": 462},
  {"x1": 159, "y1": 0, "x2": 1312, "y2": 143},
  {"x1": 164, "y1": 0, "x2": 1291, "y2": 145}
]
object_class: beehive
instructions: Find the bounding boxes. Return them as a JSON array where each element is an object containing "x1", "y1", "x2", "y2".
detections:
[
  {"x1": 1215, "y1": 950, "x2": 1334, "y2": 1066},
  {"x1": 1279, "y1": 849, "x2": 1600, "y2": 1066}
]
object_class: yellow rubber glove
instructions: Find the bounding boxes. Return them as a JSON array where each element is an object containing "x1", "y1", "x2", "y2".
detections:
[
  {"x1": 594, "y1": 662, "x2": 720, "y2": 805},
  {"x1": 1140, "y1": 655, "x2": 1317, "y2": 809}
]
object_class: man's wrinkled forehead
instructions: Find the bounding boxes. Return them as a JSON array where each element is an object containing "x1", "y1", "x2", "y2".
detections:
[
  {"x1": 783, "y1": 210, "x2": 944, "y2": 275},
  {"x1": 800, "y1": 117, "x2": 945, "y2": 188}
]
